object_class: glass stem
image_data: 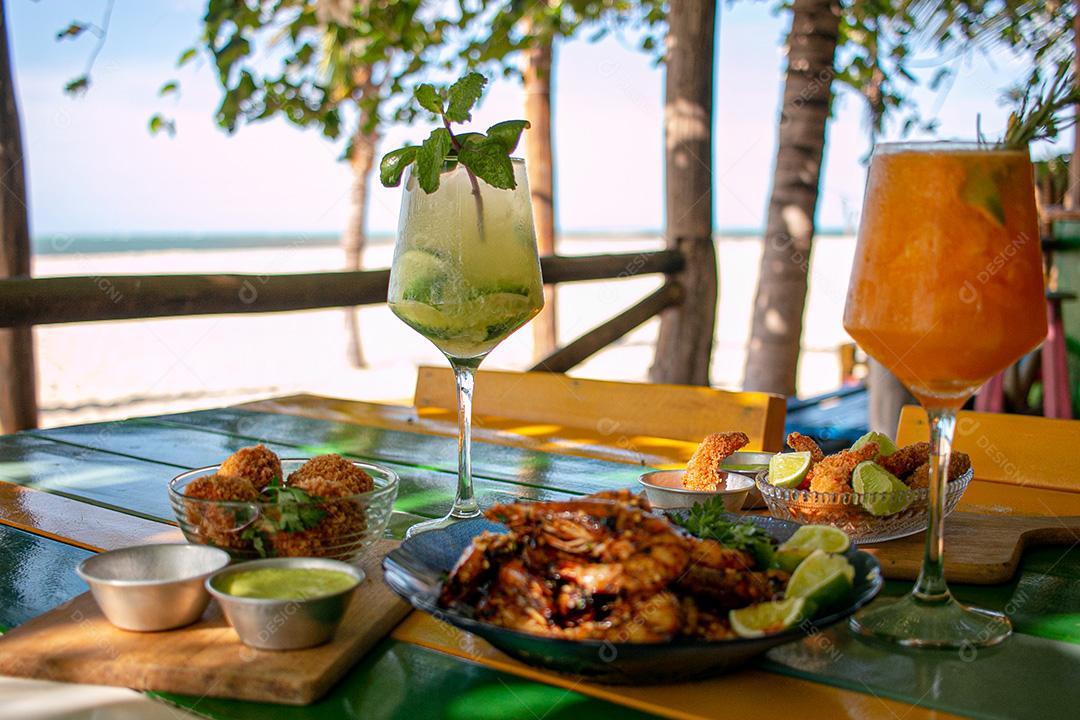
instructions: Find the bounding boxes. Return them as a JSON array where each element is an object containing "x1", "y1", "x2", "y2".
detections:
[
  {"x1": 912, "y1": 406, "x2": 956, "y2": 603},
  {"x1": 449, "y1": 359, "x2": 481, "y2": 519}
]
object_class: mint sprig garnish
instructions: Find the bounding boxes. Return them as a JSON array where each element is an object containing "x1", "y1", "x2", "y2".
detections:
[{"x1": 380, "y1": 72, "x2": 529, "y2": 193}]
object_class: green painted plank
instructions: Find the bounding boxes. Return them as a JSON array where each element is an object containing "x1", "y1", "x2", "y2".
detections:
[
  {"x1": 765, "y1": 546, "x2": 1080, "y2": 720},
  {"x1": 764, "y1": 615, "x2": 1080, "y2": 720},
  {"x1": 0, "y1": 433, "x2": 184, "y2": 521},
  {"x1": 1002, "y1": 548, "x2": 1080, "y2": 644},
  {"x1": 148, "y1": 408, "x2": 646, "y2": 492},
  {"x1": 26, "y1": 422, "x2": 584, "y2": 521},
  {"x1": 155, "y1": 639, "x2": 652, "y2": 720},
  {"x1": 0, "y1": 525, "x2": 91, "y2": 628}
]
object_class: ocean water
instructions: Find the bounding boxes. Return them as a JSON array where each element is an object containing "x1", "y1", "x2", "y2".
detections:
[
  {"x1": 29, "y1": 228, "x2": 844, "y2": 256},
  {"x1": 31, "y1": 233, "x2": 370, "y2": 255}
]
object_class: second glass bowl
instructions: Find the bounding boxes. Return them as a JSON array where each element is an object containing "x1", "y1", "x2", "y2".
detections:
[{"x1": 754, "y1": 468, "x2": 973, "y2": 543}]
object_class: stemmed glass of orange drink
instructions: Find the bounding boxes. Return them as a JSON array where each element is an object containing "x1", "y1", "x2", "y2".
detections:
[{"x1": 843, "y1": 141, "x2": 1046, "y2": 648}]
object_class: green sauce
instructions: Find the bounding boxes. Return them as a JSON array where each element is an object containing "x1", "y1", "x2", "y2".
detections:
[{"x1": 220, "y1": 568, "x2": 358, "y2": 600}]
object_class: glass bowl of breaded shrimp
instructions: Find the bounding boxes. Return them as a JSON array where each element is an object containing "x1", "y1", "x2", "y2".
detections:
[
  {"x1": 169, "y1": 445, "x2": 398, "y2": 562},
  {"x1": 754, "y1": 432, "x2": 973, "y2": 543}
]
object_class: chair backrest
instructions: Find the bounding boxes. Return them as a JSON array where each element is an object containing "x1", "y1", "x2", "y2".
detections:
[
  {"x1": 896, "y1": 405, "x2": 1080, "y2": 492},
  {"x1": 413, "y1": 366, "x2": 787, "y2": 451}
]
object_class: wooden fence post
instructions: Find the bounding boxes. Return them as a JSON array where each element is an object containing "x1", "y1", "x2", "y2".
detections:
[
  {"x1": 650, "y1": 0, "x2": 718, "y2": 386},
  {"x1": 0, "y1": 0, "x2": 37, "y2": 432}
]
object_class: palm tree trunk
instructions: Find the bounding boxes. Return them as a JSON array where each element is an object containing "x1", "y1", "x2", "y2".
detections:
[
  {"x1": 650, "y1": 0, "x2": 718, "y2": 386},
  {"x1": 523, "y1": 30, "x2": 558, "y2": 361},
  {"x1": 343, "y1": 90, "x2": 379, "y2": 369},
  {"x1": 742, "y1": 0, "x2": 840, "y2": 396},
  {"x1": 0, "y1": 0, "x2": 37, "y2": 432}
]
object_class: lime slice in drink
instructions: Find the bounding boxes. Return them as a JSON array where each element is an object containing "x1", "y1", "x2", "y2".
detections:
[
  {"x1": 396, "y1": 249, "x2": 451, "y2": 302},
  {"x1": 768, "y1": 452, "x2": 812, "y2": 489},
  {"x1": 474, "y1": 292, "x2": 538, "y2": 341},
  {"x1": 852, "y1": 461, "x2": 912, "y2": 516},
  {"x1": 476, "y1": 282, "x2": 532, "y2": 298},
  {"x1": 775, "y1": 525, "x2": 850, "y2": 571},
  {"x1": 729, "y1": 597, "x2": 809, "y2": 638},
  {"x1": 961, "y1": 166, "x2": 1006, "y2": 227},
  {"x1": 785, "y1": 549, "x2": 855, "y2": 610},
  {"x1": 390, "y1": 299, "x2": 454, "y2": 338},
  {"x1": 851, "y1": 431, "x2": 898, "y2": 458}
]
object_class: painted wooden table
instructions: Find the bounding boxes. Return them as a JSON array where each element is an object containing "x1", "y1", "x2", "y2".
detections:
[{"x1": 1, "y1": 395, "x2": 1079, "y2": 720}]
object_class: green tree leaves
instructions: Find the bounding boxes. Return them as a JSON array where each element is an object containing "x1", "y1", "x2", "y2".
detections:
[{"x1": 380, "y1": 73, "x2": 529, "y2": 193}]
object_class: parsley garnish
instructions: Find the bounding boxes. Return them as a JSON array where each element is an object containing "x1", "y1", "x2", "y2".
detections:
[
  {"x1": 241, "y1": 477, "x2": 327, "y2": 558},
  {"x1": 671, "y1": 496, "x2": 777, "y2": 569}
]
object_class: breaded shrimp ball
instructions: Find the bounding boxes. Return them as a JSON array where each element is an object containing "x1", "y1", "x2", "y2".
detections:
[
  {"x1": 289, "y1": 454, "x2": 373, "y2": 495},
  {"x1": 219, "y1": 444, "x2": 282, "y2": 491},
  {"x1": 270, "y1": 473, "x2": 368, "y2": 558},
  {"x1": 184, "y1": 473, "x2": 259, "y2": 502},
  {"x1": 182, "y1": 473, "x2": 259, "y2": 551}
]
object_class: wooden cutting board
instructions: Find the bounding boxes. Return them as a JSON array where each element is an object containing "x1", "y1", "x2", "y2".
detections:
[
  {"x1": 0, "y1": 539, "x2": 410, "y2": 705},
  {"x1": 865, "y1": 513, "x2": 1080, "y2": 584}
]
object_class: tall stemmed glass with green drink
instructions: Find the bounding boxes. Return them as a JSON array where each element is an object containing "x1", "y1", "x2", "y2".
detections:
[
  {"x1": 841, "y1": 68, "x2": 1080, "y2": 647},
  {"x1": 381, "y1": 74, "x2": 543, "y2": 536}
]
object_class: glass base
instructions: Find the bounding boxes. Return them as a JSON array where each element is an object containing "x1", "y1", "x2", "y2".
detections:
[
  {"x1": 850, "y1": 594, "x2": 1011, "y2": 649},
  {"x1": 405, "y1": 507, "x2": 483, "y2": 538}
]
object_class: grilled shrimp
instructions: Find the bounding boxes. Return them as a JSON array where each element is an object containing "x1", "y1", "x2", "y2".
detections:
[
  {"x1": 438, "y1": 531, "x2": 516, "y2": 607},
  {"x1": 563, "y1": 591, "x2": 683, "y2": 643},
  {"x1": 554, "y1": 532, "x2": 691, "y2": 595}
]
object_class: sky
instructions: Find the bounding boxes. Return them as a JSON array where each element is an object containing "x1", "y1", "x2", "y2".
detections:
[{"x1": 8, "y1": 0, "x2": 1069, "y2": 239}]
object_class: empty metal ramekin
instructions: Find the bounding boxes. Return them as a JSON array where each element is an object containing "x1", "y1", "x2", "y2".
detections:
[
  {"x1": 76, "y1": 543, "x2": 232, "y2": 631},
  {"x1": 206, "y1": 557, "x2": 364, "y2": 650}
]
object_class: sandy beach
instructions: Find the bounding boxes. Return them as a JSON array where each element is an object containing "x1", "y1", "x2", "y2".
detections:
[{"x1": 31, "y1": 234, "x2": 857, "y2": 428}]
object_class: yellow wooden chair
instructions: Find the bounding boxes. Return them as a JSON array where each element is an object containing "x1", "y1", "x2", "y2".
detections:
[
  {"x1": 413, "y1": 366, "x2": 787, "y2": 459},
  {"x1": 896, "y1": 405, "x2": 1080, "y2": 495}
]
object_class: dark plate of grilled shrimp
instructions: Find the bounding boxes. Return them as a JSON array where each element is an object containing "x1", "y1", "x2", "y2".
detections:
[{"x1": 382, "y1": 490, "x2": 882, "y2": 684}]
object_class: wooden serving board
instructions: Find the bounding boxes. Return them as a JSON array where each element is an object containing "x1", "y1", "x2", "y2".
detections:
[
  {"x1": 0, "y1": 539, "x2": 410, "y2": 705},
  {"x1": 865, "y1": 513, "x2": 1080, "y2": 584}
]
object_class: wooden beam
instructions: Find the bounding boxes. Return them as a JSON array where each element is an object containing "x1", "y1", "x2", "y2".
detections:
[
  {"x1": 0, "y1": 251, "x2": 684, "y2": 327},
  {"x1": 650, "y1": 0, "x2": 718, "y2": 386},
  {"x1": 530, "y1": 282, "x2": 682, "y2": 373},
  {"x1": 0, "y1": 0, "x2": 37, "y2": 432},
  {"x1": 541, "y1": 250, "x2": 683, "y2": 283}
]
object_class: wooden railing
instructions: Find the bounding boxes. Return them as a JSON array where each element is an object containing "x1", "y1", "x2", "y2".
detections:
[{"x1": 0, "y1": 248, "x2": 715, "y2": 431}]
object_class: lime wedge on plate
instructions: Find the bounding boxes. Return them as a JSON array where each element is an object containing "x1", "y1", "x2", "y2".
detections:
[
  {"x1": 852, "y1": 461, "x2": 911, "y2": 516},
  {"x1": 730, "y1": 597, "x2": 809, "y2": 638},
  {"x1": 768, "y1": 452, "x2": 812, "y2": 489},
  {"x1": 851, "y1": 431, "x2": 898, "y2": 458},
  {"x1": 785, "y1": 549, "x2": 855, "y2": 610},
  {"x1": 775, "y1": 525, "x2": 850, "y2": 571}
]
